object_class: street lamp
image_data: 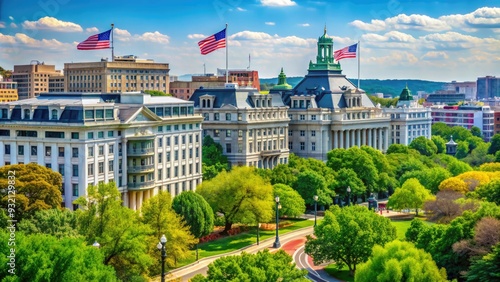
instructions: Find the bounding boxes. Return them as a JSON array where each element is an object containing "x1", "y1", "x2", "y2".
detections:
[
  {"x1": 156, "y1": 234, "x2": 167, "y2": 282},
  {"x1": 92, "y1": 241, "x2": 100, "y2": 248},
  {"x1": 257, "y1": 223, "x2": 261, "y2": 245},
  {"x1": 347, "y1": 186, "x2": 351, "y2": 206},
  {"x1": 273, "y1": 196, "x2": 281, "y2": 248},
  {"x1": 313, "y1": 195, "x2": 319, "y2": 227}
]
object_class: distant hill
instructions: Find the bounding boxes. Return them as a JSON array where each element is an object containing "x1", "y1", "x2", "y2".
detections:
[{"x1": 260, "y1": 77, "x2": 445, "y2": 97}]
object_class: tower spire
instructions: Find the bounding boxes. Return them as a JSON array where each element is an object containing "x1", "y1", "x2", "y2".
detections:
[{"x1": 324, "y1": 24, "x2": 327, "y2": 35}]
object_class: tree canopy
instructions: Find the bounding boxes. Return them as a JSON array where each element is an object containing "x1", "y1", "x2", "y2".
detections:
[
  {"x1": 197, "y1": 166, "x2": 274, "y2": 232},
  {"x1": 409, "y1": 136, "x2": 438, "y2": 156},
  {"x1": 273, "y1": 184, "x2": 306, "y2": 217},
  {"x1": 305, "y1": 205, "x2": 396, "y2": 276},
  {"x1": 0, "y1": 163, "x2": 62, "y2": 221},
  {"x1": 355, "y1": 240, "x2": 447, "y2": 282},
  {"x1": 202, "y1": 135, "x2": 229, "y2": 180},
  {"x1": 17, "y1": 208, "x2": 79, "y2": 238},
  {"x1": 388, "y1": 178, "x2": 434, "y2": 215}
]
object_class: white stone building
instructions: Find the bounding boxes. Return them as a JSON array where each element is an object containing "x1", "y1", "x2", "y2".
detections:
[{"x1": 0, "y1": 92, "x2": 203, "y2": 210}]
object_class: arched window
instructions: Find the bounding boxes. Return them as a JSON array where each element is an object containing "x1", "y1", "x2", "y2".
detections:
[
  {"x1": 51, "y1": 109, "x2": 58, "y2": 120},
  {"x1": 202, "y1": 99, "x2": 206, "y2": 108},
  {"x1": 207, "y1": 100, "x2": 211, "y2": 108}
]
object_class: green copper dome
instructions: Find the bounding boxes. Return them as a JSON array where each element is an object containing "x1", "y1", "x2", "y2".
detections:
[
  {"x1": 308, "y1": 26, "x2": 341, "y2": 72},
  {"x1": 272, "y1": 67, "x2": 292, "y2": 90},
  {"x1": 399, "y1": 85, "x2": 413, "y2": 101}
]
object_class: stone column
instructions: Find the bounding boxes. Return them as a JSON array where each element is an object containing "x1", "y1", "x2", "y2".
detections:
[
  {"x1": 368, "y1": 129, "x2": 372, "y2": 147},
  {"x1": 356, "y1": 129, "x2": 361, "y2": 147},
  {"x1": 378, "y1": 128, "x2": 383, "y2": 151},
  {"x1": 130, "y1": 191, "x2": 136, "y2": 210},
  {"x1": 384, "y1": 128, "x2": 390, "y2": 152},
  {"x1": 345, "y1": 130, "x2": 350, "y2": 149},
  {"x1": 339, "y1": 130, "x2": 344, "y2": 149}
]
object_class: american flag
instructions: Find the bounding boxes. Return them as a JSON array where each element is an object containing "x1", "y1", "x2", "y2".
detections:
[
  {"x1": 334, "y1": 43, "x2": 357, "y2": 61},
  {"x1": 198, "y1": 28, "x2": 226, "y2": 55},
  {"x1": 77, "y1": 29, "x2": 111, "y2": 50}
]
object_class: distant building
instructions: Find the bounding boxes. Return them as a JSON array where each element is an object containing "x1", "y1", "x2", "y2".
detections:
[
  {"x1": 443, "y1": 81, "x2": 477, "y2": 100},
  {"x1": 64, "y1": 55, "x2": 170, "y2": 94},
  {"x1": 0, "y1": 92, "x2": 203, "y2": 211},
  {"x1": 170, "y1": 75, "x2": 239, "y2": 100},
  {"x1": 477, "y1": 76, "x2": 500, "y2": 100},
  {"x1": 12, "y1": 62, "x2": 61, "y2": 100},
  {"x1": 384, "y1": 86, "x2": 432, "y2": 145},
  {"x1": 0, "y1": 76, "x2": 18, "y2": 102},
  {"x1": 493, "y1": 108, "x2": 500, "y2": 135},
  {"x1": 217, "y1": 69, "x2": 260, "y2": 91},
  {"x1": 431, "y1": 105, "x2": 494, "y2": 141},
  {"x1": 48, "y1": 74, "x2": 65, "y2": 92},
  {"x1": 425, "y1": 93, "x2": 465, "y2": 105},
  {"x1": 190, "y1": 85, "x2": 289, "y2": 169}
]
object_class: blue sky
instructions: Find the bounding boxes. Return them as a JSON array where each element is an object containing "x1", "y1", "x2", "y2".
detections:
[{"x1": 0, "y1": 0, "x2": 499, "y2": 81}]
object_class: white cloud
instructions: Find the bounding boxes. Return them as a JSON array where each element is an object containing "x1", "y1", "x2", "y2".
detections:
[
  {"x1": 0, "y1": 22, "x2": 5, "y2": 28},
  {"x1": 11, "y1": 33, "x2": 71, "y2": 49},
  {"x1": 265, "y1": 22, "x2": 276, "y2": 26},
  {"x1": 351, "y1": 14, "x2": 451, "y2": 32},
  {"x1": 86, "y1": 27, "x2": 99, "y2": 33},
  {"x1": 8, "y1": 16, "x2": 14, "y2": 21},
  {"x1": 137, "y1": 31, "x2": 169, "y2": 44},
  {"x1": 10, "y1": 23, "x2": 17, "y2": 28},
  {"x1": 0, "y1": 33, "x2": 16, "y2": 44},
  {"x1": 299, "y1": 23, "x2": 310, "y2": 27},
  {"x1": 188, "y1": 34, "x2": 206, "y2": 39},
  {"x1": 421, "y1": 31, "x2": 500, "y2": 51},
  {"x1": 363, "y1": 51, "x2": 419, "y2": 65},
  {"x1": 362, "y1": 31, "x2": 417, "y2": 43},
  {"x1": 114, "y1": 28, "x2": 132, "y2": 41},
  {"x1": 260, "y1": 0, "x2": 296, "y2": 7},
  {"x1": 421, "y1": 51, "x2": 449, "y2": 60},
  {"x1": 22, "y1": 16, "x2": 83, "y2": 32},
  {"x1": 349, "y1": 19, "x2": 386, "y2": 32},
  {"x1": 440, "y1": 7, "x2": 500, "y2": 29},
  {"x1": 236, "y1": 7, "x2": 247, "y2": 11}
]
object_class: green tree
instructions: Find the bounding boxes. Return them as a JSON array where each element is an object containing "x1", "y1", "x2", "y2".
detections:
[
  {"x1": 171, "y1": 191, "x2": 214, "y2": 260},
  {"x1": 388, "y1": 178, "x2": 434, "y2": 216},
  {"x1": 490, "y1": 134, "x2": 500, "y2": 155},
  {"x1": 456, "y1": 141, "x2": 470, "y2": 159},
  {"x1": 268, "y1": 164, "x2": 298, "y2": 187},
  {"x1": 74, "y1": 182, "x2": 153, "y2": 280},
  {"x1": 0, "y1": 231, "x2": 117, "y2": 281},
  {"x1": 305, "y1": 205, "x2": 396, "y2": 276},
  {"x1": 17, "y1": 208, "x2": 79, "y2": 238},
  {"x1": 462, "y1": 142, "x2": 495, "y2": 167},
  {"x1": 355, "y1": 240, "x2": 447, "y2": 282},
  {"x1": 476, "y1": 179, "x2": 500, "y2": 205},
  {"x1": 192, "y1": 249, "x2": 308, "y2": 282},
  {"x1": 0, "y1": 163, "x2": 62, "y2": 221},
  {"x1": 409, "y1": 136, "x2": 438, "y2": 156},
  {"x1": 197, "y1": 166, "x2": 274, "y2": 233},
  {"x1": 387, "y1": 144, "x2": 410, "y2": 154},
  {"x1": 470, "y1": 126, "x2": 483, "y2": 138},
  {"x1": 142, "y1": 191, "x2": 197, "y2": 271},
  {"x1": 466, "y1": 136, "x2": 484, "y2": 152},
  {"x1": 432, "y1": 122, "x2": 451, "y2": 140},
  {"x1": 273, "y1": 184, "x2": 306, "y2": 217},
  {"x1": 293, "y1": 170, "x2": 333, "y2": 206},
  {"x1": 399, "y1": 167, "x2": 452, "y2": 194},
  {"x1": 466, "y1": 244, "x2": 500, "y2": 282},
  {"x1": 202, "y1": 135, "x2": 229, "y2": 180},
  {"x1": 331, "y1": 168, "x2": 366, "y2": 198},
  {"x1": 144, "y1": 89, "x2": 170, "y2": 96},
  {"x1": 327, "y1": 147, "x2": 379, "y2": 192},
  {"x1": 451, "y1": 126, "x2": 474, "y2": 142},
  {"x1": 432, "y1": 135, "x2": 446, "y2": 154}
]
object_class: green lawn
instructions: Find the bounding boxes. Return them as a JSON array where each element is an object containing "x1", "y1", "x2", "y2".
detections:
[
  {"x1": 176, "y1": 218, "x2": 315, "y2": 267},
  {"x1": 391, "y1": 219, "x2": 434, "y2": 240},
  {"x1": 324, "y1": 264, "x2": 354, "y2": 282}
]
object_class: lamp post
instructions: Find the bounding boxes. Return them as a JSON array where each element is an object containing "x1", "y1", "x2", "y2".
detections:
[
  {"x1": 257, "y1": 223, "x2": 261, "y2": 245},
  {"x1": 156, "y1": 234, "x2": 167, "y2": 282},
  {"x1": 313, "y1": 195, "x2": 319, "y2": 227},
  {"x1": 273, "y1": 196, "x2": 281, "y2": 248},
  {"x1": 347, "y1": 186, "x2": 351, "y2": 206}
]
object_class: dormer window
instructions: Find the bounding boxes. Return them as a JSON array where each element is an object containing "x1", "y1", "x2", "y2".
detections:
[
  {"x1": 1, "y1": 109, "x2": 8, "y2": 119},
  {"x1": 23, "y1": 109, "x2": 30, "y2": 120},
  {"x1": 51, "y1": 109, "x2": 58, "y2": 120}
]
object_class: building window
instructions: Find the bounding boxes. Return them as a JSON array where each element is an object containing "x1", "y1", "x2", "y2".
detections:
[
  {"x1": 300, "y1": 142, "x2": 305, "y2": 150},
  {"x1": 300, "y1": 130, "x2": 305, "y2": 136},
  {"x1": 85, "y1": 110, "x2": 94, "y2": 119},
  {"x1": 5, "y1": 145, "x2": 10, "y2": 155},
  {"x1": 98, "y1": 146, "x2": 104, "y2": 156},
  {"x1": 225, "y1": 113, "x2": 231, "y2": 121},
  {"x1": 72, "y1": 165, "x2": 78, "y2": 177},
  {"x1": 31, "y1": 146, "x2": 37, "y2": 156},
  {"x1": 71, "y1": 132, "x2": 79, "y2": 139},
  {"x1": 312, "y1": 142, "x2": 316, "y2": 151},
  {"x1": 226, "y1": 130, "x2": 231, "y2": 137},
  {"x1": 88, "y1": 164, "x2": 94, "y2": 176},
  {"x1": 58, "y1": 147, "x2": 64, "y2": 157},
  {"x1": 238, "y1": 113, "x2": 242, "y2": 121},
  {"x1": 88, "y1": 147, "x2": 94, "y2": 157},
  {"x1": 72, "y1": 148, "x2": 78, "y2": 158},
  {"x1": 158, "y1": 153, "x2": 163, "y2": 163},
  {"x1": 72, "y1": 184, "x2": 79, "y2": 197},
  {"x1": 288, "y1": 142, "x2": 293, "y2": 150},
  {"x1": 109, "y1": 145, "x2": 114, "y2": 154},
  {"x1": 107, "y1": 131, "x2": 114, "y2": 137},
  {"x1": 23, "y1": 109, "x2": 30, "y2": 120},
  {"x1": 88, "y1": 132, "x2": 94, "y2": 139},
  {"x1": 289, "y1": 130, "x2": 293, "y2": 136},
  {"x1": 59, "y1": 164, "x2": 64, "y2": 176},
  {"x1": 98, "y1": 131, "x2": 104, "y2": 138},
  {"x1": 46, "y1": 163, "x2": 51, "y2": 168},
  {"x1": 214, "y1": 130, "x2": 220, "y2": 137},
  {"x1": 311, "y1": 115, "x2": 317, "y2": 121},
  {"x1": 214, "y1": 113, "x2": 220, "y2": 121},
  {"x1": 158, "y1": 169, "x2": 162, "y2": 180},
  {"x1": 300, "y1": 114, "x2": 305, "y2": 120},
  {"x1": 311, "y1": 130, "x2": 316, "y2": 137},
  {"x1": 238, "y1": 130, "x2": 243, "y2": 137},
  {"x1": 51, "y1": 109, "x2": 58, "y2": 120},
  {"x1": 226, "y1": 143, "x2": 232, "y2": 153},
  {"x1": 98, "y1": 162, "x2": 104, "y2": 174}
]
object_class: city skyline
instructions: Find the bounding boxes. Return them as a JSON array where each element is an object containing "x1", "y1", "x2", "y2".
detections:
[{"x1": 0, "y1": 0, "x2": 499, "y2": 82}]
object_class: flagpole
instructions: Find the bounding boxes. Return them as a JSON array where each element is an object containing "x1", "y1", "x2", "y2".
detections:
[
  {"x1": 357, "y1": 40, "x2": 360, "y2": 89},
  {"x1": 225, "y1": 23, "x2": 228, "y2": 84},
  {"x1": 111, "y1": 23, "x2": 114, "y2": 61}
]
